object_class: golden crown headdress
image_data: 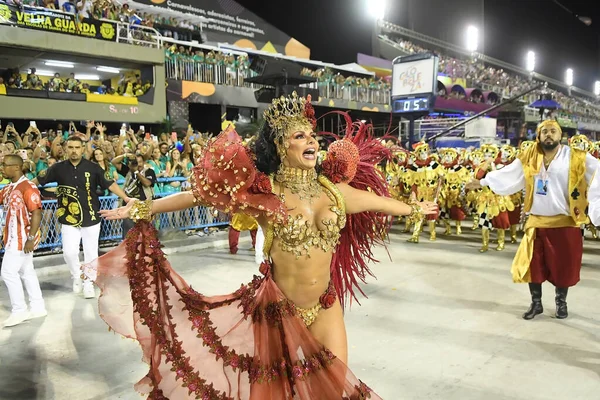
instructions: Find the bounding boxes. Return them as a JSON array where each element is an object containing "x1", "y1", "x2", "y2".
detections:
[
  {"x1": 500, "y1": 144, "x2": 516, "y2": 160},
  {"x1": 480, "y1": 143, "x2": 499, "y2": 159},
  {"x1": 263, "y1": 91, "x2": 317, "y2": 142},
  {"x1": 568, "y1": 134, "x2": 591, "y2": 152},
  {"x1": 412, "y1": 140, "x2": 429, "y2": 152}
]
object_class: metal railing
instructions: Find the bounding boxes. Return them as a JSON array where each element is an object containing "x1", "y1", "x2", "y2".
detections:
[
  {"x1": 115, "y1": 21, "x2": 160, "y2": 48},
  {"x1": 164, "y1": 55, "x2": 392, "y2": 105},
  {"x1": 0, "y1": 2, "x2": 160, "y2": 48},
  {"x1": 0, "y1": 177, "x2": 229, "y2": 254}
]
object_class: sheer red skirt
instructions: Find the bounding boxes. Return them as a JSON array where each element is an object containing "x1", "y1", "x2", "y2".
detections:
[{"x1": 82, "y1": 222, "x2": 380, "y2": 399}]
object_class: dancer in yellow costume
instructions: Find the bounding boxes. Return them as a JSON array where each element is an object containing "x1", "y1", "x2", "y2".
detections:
[
  {"x1": 438, "y1": 147, "x2": 470, "y2": 235},
  {"x1": 407, "y1": 141, "x2": 444, "y2": 243},
  {"x1": 472, "y1": 144, "x2": 514, "y2": 252}
]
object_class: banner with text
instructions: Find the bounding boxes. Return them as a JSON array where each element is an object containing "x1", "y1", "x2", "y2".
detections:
[
  {"x1": 0, "y1": 3, "x2": 117, "y2": 41},
  {"x1": 136, "y1": 0, "x2": 309, "y2": 58}
]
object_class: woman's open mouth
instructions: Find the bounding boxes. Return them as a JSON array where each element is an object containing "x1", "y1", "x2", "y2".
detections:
[{"x1": 303, "y1": 148, "x2": 316, "y2": 160}]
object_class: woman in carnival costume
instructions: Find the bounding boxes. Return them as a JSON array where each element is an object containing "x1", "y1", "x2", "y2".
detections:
[{"x1": 83, "y1": 92, "x2": 437, "y2": 399}]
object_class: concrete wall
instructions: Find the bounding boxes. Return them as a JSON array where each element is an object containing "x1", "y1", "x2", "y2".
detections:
[
  {"x1": 0, "y1": 67, "x2": 166, "y2": 122},
  {"x1": 0, "y1": 26, "x2": 164, "y2": 65}
]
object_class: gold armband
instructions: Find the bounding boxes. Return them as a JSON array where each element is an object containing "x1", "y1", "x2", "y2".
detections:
[{"x1": 130, "y1": 199, "x2": 153, "y2": 223}]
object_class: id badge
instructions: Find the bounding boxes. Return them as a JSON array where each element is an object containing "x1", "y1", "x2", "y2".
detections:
[{"x1": 535, "y1": 179, "x2": 548, "y2": 196}]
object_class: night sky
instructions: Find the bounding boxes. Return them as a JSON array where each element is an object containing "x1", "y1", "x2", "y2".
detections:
[{"x1": 236, "y1": 0, "x2": 600, "y2": 92}]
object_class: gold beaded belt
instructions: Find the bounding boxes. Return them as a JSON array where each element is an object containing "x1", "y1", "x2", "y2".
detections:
[{"x1": 294, "y1": 280, "x2": 337, "y2": 327}]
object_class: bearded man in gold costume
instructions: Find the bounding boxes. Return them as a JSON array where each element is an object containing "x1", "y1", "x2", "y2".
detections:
[{"x1": 468, "y1": 120, "x2": 600, "y2": 320}]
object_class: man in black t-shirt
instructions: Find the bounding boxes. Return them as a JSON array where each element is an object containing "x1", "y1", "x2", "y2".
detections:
[
  {"x1": 120, "y1": 154, "x2": 157, "y2": 238},
  {"x1": 34, "y1": 136, "x2": 130, "y2": 299}
]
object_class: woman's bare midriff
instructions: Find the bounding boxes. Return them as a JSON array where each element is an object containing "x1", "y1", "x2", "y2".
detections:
[{"x1": 269, "y1": 245, "x2": 333, "y2": 309}]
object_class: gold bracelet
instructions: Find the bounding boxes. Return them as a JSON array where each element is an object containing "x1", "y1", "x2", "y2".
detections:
[
  {"x1": 407, "y1": 202, "x2": 424, "y2": 223},
  {"x1": 130, "y1": 199, "x2": 153, "y2": 223}
]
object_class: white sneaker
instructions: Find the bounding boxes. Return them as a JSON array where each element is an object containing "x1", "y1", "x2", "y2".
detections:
[
  {"x1": 73, "y1": 278, "x2": 83, "y2": 294},
  {"x1": 29, "y1": 309, "x2": 48, "y2": 319},
  {"x1": 83, "y1": 282, "x2": 96, "y2": 299},
  {"x1": 3, "y1": 312, "x2": 30, "y2": 327}
]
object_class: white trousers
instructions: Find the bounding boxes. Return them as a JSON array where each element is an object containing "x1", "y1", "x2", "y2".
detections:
[
  {"x1": 1, "y1": 249, "x2": 45, "y2": 314},
  {"x1": 61, "y1": 223, "x2": 101, "y2": 280},
  {"x1": 254, "y1": 225, "x2": 265, "y2": 265}
]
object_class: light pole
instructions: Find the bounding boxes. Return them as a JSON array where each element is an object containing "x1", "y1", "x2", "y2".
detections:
[{"x1": 594, "y1": 81, "x2": 600, "y2": 97}]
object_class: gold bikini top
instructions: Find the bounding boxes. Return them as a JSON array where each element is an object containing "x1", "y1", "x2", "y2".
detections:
[{"x1": 263, "y1": 174, "x2": 346, "y2": 259}]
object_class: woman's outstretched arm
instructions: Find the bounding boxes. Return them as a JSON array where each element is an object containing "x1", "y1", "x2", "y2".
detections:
[
  {"x1": 336, "y1": 182, "x2": 438, "y2": 216},
  {"x1": 101, "y1": 191, "x2": 198, "y2": 220}
]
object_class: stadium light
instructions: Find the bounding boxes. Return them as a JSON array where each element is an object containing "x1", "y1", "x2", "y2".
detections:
[
  {"x1": 45, "y1": 61, "x2": 74, "y2": 68},
  {"x1": 366, "y1": 0, "x2": 386, "y2": 20},
  {"x1": 466, "y1": 26, "x2": 478, "y2": 52},
  {"x1": 595, "y1": 81, "x2": 600, "y2": 96},
  {"x1": 565, "y1": 68, "x2": 574, "y2": 86},
  {"x1": 526, "y1": 51, "x2": 535, "y2": 72}
]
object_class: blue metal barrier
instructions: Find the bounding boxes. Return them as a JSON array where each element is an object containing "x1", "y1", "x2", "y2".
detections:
[{"x1": 0, "y1": 177, "x2": 230, "y2": 254}]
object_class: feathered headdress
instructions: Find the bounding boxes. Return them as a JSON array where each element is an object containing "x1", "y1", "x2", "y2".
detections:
[{"x1": 320, "y1": 112, "x2": 393, "y2": 309}]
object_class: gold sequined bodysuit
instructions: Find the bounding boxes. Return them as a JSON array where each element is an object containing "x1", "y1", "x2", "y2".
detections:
[
  {"x1": 262, "y1": 172, "x2": 346, "y2": 326},
  {"x1": 272, "y1": 175, "x2": 346, "y2": 259}
]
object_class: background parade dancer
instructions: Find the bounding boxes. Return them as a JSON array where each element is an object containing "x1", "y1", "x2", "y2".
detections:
[
  {"x1": 0, "y1": 155, "x2": 46, "y2": 327},
  {"x1": 34, "y1": 136, "x2": 130, "y2": 299},
  {"x1": 406, "y1": 141, "x2": 443, "y2": 243},
  {"x1": 467, "y1": 120, "x2": 600, "y2": 319}
]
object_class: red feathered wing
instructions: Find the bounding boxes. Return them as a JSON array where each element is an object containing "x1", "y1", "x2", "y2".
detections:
[
  {"x1": 191, "y1": 128, "x2": 286, "y2": 222},
  {"x1": 320, "y1": 113, "x2": 392, "y2": 309}
]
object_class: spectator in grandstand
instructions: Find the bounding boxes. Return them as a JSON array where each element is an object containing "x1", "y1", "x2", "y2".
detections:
[
  {"x1": 0, "y1": 154, "x2": 47, "y2": 328},
  {"x1": 118, "y1": 154, "x2": 156, "y2": 239},
  {"x1": 33, "y1": 136, "x2": 130, "y2": 299},
  {"x1": 60, "y1": 0, "x2": 77, "y2": 14},
  {"x1": 76, "y1": 0, "x2": 93, "y2": 19}
]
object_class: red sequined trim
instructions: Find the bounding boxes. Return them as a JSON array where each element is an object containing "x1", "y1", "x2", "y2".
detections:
[
  {"x1": 342, "y1": 380, "x2": 374, "y2": 400},
  {"x1": 126, "y1": 224, "x2": 348, "y2": 396},
  {"x1": 319, "y1": 280, "x2": 337, "y2": 309}
]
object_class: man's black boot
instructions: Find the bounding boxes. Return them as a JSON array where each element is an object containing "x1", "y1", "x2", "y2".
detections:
[
  {"x1": 555, "y1": 287, "x2": 569, "y2": 319},
  {"x1": 523, "y1": 283, "x2": 543, "y2": 320}
]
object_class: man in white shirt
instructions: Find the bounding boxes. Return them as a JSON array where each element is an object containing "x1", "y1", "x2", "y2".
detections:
[{"x1": 467, "y1": 119, "x2": 600, "y2": 320}]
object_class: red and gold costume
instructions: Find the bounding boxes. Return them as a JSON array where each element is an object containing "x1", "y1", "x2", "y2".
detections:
[
  {"x1": 407, "y1": 141, "x2": 443, "y2": 243},
  {"x1": 569, "y1": 134, "x2": 598, "y2": 239},
  {"x1": 472, "y1": 144, "x2": 515, "y2": 252},
  {"x1": 82, "y1": 93, "x2": 391, "y2": 399},
  {"x1": 497, "y1": 144, "x2": 522, "y2": 243},
  {"x1": 386, "y1": 149, "x2": 412, "y2": 231},
  {"x1": 481, "y1": 120, "x2": 600, "y2": 320},
  {"x1": 229, "y1": 212, "x2": 258, "y2": 254},
  {"x1": 438, "y1": 148, "x2": 470, "y2": 235}
]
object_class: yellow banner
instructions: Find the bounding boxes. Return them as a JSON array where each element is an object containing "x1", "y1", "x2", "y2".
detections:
[
  {"x1": 86, "y1": 94, "x2": 138, "y2": 105},
  {"x1": 0, "y1": 85, "x2": 6, "y2": 95},
  {"x1": 438, "y1": 76, "x2": 467, "y2": 88}
]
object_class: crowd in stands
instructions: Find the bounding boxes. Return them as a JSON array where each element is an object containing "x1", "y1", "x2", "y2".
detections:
[
  {"x1": 0, "y1": 120, "x2": 211, "y2": 195},
  {"x1": 0, "y1": 68, "x2": 151, "y2": 97},
  {"x1": 383, "y1": 35, "x2": 600, "y2": 122},
  {"x1": 3, "y1": 0, "x2": 202, "y2": 41}
]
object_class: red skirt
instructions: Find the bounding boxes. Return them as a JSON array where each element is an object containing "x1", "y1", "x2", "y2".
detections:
[
  {"x1": 449, "y1": 205, "x2": 466, "y2": 221},
  {"x1": 508, "y1": 206, "x2": 521, "y2": 226},
  {"x1": 491, "y1": 211, "x2": 510, "y2": 230},
  {"x1": 529, "y1": 227, "x2": 583, "y2": 287},
  {"x1": 82, "y1": 222, "x2": 379, "y2": 399}
]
